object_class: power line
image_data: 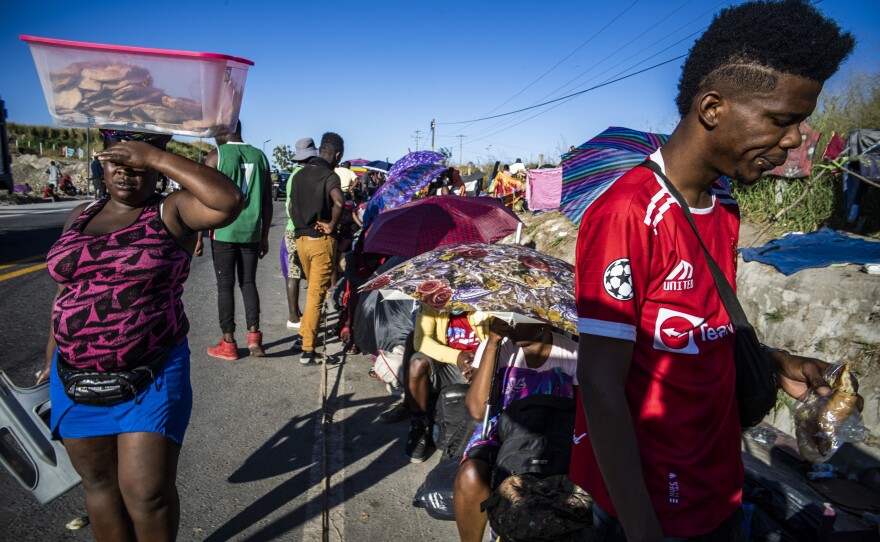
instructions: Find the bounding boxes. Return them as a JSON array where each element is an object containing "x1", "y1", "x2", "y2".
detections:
[
  {"x1": 451, "y1": 0, "x2": 829, "y2": 164},
  {"x1": 442, "y1": 54, "x2": 686, "y2": 127},
  {"x1": 450, "y1": 0, "x2": 722, "y2": 141},
  {"x1": 520, "y1": 0, "x2": 718, "y2": 116},
  {"x1": 459, "y1": 0, "x2": 641, "y2": 131}
]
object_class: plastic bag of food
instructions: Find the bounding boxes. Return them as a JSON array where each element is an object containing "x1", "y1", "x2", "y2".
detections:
[{"x1": 794, "y1": 364, "x2": 867, "y2": 463}]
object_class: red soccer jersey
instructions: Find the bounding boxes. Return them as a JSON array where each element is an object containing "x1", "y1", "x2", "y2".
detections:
[{"x1": 570, "y1": 151, "x2": 743, "y2": 537}]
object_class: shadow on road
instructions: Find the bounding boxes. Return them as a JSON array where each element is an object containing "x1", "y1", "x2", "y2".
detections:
[
  {"x1": 204, "y1": 340, "x2": 416, "y2": 542},
  {"x1": 0, "y1": 225, "x2": 61, "y2": 265}
]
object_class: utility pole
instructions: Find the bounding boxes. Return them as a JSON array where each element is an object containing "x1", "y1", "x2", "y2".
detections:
[
  {"x1": 456, "y1": 134, "x2": 466, "y2": 166},
  {"x1": 430, "y1": 119, "x2": 435, "y2": 151},
  {"x1": 412, "y1": 130, "x2": 422, "y2": 151}
]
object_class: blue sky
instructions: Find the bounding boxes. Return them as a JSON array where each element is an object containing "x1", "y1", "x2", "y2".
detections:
[{"x1": 3, "y1": 0, "x2": 878, "y2": 167}]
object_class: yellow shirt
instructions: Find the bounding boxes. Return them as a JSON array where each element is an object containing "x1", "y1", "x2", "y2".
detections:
[{"x1": 414, "y1": 307, "x2": 491, "y2": 365}]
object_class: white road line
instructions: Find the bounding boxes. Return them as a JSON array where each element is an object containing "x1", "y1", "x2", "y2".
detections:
[{"x1": 0, "y1": 209, "x2": 72, "y2": 218}]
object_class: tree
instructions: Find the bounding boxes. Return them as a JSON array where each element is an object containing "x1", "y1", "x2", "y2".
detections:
[
  {"x1": 272, "y1": 144, "x2": 296, "y2": 172},
  {"x1": 438, "y1": 146, "x2": 453, "y2": 162}
]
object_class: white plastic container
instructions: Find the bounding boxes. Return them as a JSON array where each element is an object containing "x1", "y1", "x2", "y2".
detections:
[{"x1": 21, "y1": 35, "x2": 253, "y2": 138}]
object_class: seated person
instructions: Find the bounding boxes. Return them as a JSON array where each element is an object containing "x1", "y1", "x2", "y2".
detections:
[
  {"x1": 59, "y1": 174, "x2": 77, "y2": 195},
  {"x1": 448, "y1": 168, "x2": 466, "y2": 196},
  {"x1": 453, "y1": 318, "x2": 578, "y2": 542},
  {"x1": 428, "y1": 167, "x2": 466, "y2": 197},
  {"x1": 398, "y1": 306, "x2": 490, "y2": 463}
]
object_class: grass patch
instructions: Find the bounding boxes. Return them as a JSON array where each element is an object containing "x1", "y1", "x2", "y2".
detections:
[
  {"x1": 763, "y1": 309, "x2": 785, "y2": 324},
  {"x1": 550, "y1": 235, "x2": 568, "y2": 248}
]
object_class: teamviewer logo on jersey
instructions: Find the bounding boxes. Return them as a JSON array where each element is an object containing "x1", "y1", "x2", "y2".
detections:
[
  {"x1": 664, "y1": 260, "x2": 694, "y2": 291},
  {"x1": 603, "y1": 258, "x2": 633, "y2": 301},
  {"x1": 653, "y1": 308, "x2": 705, "y2": 354}
]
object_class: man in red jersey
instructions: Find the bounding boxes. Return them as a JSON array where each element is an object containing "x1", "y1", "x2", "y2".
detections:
[{"x1": 571, "y1": 1, "x2": 857, "y2": 540}]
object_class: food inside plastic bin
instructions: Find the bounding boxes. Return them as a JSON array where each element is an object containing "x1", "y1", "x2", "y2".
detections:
[
  {"x1": 50, "y1": 61, "x2": 204, "y2": 126},
  {"x1": 22, "y1": 36, "x2": 252, "y2": 138},
  {"x1": 794, "y1": 364, "x2": 867, "y2": 463}
]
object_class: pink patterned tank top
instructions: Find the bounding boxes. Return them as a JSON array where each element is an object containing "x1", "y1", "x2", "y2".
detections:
[{"x1": 47, "y1": 196, "x2": 191, "y2": 371}]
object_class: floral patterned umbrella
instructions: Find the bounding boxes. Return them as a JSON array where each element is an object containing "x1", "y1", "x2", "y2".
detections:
[
  {"x1": 386, "y1": 150, "x2": 445, "y2": 183},
  {"x1": 362, "y1": 163, "x2": 447, "y2": 229},
  {"x1": 360, "y1": 243, "x2": 577, "y2": 334}
]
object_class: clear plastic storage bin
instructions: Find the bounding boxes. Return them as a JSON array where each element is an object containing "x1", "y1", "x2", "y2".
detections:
[{"x1": 21, "y1": 35, "x2": 253, "y2": 138}]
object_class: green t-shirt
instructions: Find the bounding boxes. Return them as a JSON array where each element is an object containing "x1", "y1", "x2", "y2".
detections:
[
  {"x1": 212, "y1": 142, "x2": 270, "y2": 244},
  {"x1": 285, "y1": 165, "x2": 304, "y2": 231}
]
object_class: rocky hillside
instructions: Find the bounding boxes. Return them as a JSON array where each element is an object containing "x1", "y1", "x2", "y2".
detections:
[{"x1": 4, "y1": 154, "x2": 91, "y2": 202}]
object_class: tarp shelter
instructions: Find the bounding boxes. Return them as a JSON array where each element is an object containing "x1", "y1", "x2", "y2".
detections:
[
  {"x1": 769, "y1": 121, "x2": 820, "y2": 178},
  {"x1": 526, "y1": 167, "x2": 562, "y2": 211},
  {"x1": 353, "y1": 256, "x2": 417, "y2": 356}
]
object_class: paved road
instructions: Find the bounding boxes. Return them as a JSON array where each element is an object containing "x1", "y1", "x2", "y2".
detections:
[{"x1": 0, "y1": 200, "x2": 461, "y2": 541}]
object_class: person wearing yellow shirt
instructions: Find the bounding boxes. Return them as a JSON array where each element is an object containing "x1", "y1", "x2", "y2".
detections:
[{"x1": 401, "y1": 306, "x2": 490, "y2": 463}]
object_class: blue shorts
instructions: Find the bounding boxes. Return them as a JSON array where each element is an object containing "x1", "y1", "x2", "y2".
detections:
[{"x1": 50, "y1": 341, "x2": 193, "y2": 446}]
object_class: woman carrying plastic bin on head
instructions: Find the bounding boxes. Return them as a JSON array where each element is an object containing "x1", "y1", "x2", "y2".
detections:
[{"x1": 38, "y1": 129, "x2": 242, "y2": 541}]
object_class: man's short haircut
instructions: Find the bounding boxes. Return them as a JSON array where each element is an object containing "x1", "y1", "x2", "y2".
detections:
[
  {"x1": 676, "y1": 0, "x2": 854, "y2": 116},
  {"x1": 320, "y1": 132, "x2": 344, "y2": 156}
]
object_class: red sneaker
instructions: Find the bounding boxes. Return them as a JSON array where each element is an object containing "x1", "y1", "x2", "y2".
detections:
[
  {"x1": 207, "y1": 338, "x2": 239, "y2": 360},
  {"x1": 247, "y1": 331, "x2": 265, "y2": 357}
]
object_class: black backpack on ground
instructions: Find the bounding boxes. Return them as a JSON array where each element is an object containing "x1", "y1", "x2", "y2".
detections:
[
  {"x1": 435, "y1": 384, "x2": 480, "y2": 460},
  {"x1": 492, "y1": 394, "x2": 576, "y2": 489}
]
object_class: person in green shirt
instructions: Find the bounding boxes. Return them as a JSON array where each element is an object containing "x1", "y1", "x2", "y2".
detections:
[
  {"x1": 204, "y1": 121, "x2": 273, "y2": 360},
  {"x1": 282, "y1": 137, "x2": 318, "y2": 335}
]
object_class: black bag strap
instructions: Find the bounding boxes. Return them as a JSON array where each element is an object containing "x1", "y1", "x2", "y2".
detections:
[{"x1": 640, "y1": 159, "x2": 751, "y2": 330}]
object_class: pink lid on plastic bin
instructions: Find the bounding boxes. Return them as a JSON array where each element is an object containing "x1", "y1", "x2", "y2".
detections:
[{"x1": 20, "y1": 35, "x2": 254, "y2": 66}]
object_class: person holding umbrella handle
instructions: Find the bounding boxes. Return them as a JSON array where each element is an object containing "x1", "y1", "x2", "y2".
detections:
[{"x1": 454, "y1": 317, "x2": 579, "y2": 542}]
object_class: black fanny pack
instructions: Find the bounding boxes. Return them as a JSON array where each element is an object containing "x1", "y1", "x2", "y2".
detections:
[{"x1": 56, "y1": 349, "x2": 168, "y2": 407}]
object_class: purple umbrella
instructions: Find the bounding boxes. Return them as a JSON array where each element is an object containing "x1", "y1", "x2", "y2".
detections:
[
  {"x1": 386, "y1": 151, "x2": 445, "y2": 183},
  {"x1": 362, "y1": 163, "x2": 447, "y2": 230}
]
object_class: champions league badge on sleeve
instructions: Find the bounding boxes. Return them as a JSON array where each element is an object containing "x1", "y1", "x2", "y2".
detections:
[{"x1": 603, "y1": 258, "x2": 633, "y2": 301}]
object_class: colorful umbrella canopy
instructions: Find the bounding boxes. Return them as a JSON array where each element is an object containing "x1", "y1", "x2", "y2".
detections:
[
  {"x1": 365, "y1": 160, "x2": 393, "y2": 173},
  {"x1": 364, "y1": 195, "x2": 522, "y2": 258},
  {"x1": 344, "y1": 158, "x2": 370, "y2": 177},
  {"x1": 560, "y1": 126, "x2": 668, "y2": 225},
  {"x1": 386, "y1": 151, "x2": 445, "y2": 183},
  {"x1": 362, "y1": 163, "x2": 447, "y2": 229},
  {"x1": 361, "y1": 243, "x2": 577, "y2": 334}
]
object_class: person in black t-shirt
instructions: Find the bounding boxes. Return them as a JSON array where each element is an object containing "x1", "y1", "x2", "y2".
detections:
[{"x1": 288, "y1": 132, "x2": 345, "y2": 364}]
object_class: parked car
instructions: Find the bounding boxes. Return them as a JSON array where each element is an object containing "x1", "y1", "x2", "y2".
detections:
[{"x1": 274, "y1": 171, "x2": 291, "y2": 201}]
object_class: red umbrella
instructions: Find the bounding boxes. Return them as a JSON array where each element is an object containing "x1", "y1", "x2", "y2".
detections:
[{"x1": 364, "y1": 195, "x2": 522, "y2": 258}]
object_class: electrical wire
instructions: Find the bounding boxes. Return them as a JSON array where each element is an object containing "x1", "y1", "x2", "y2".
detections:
[
  {"x1": 444, "y1": 54, "x2": 685, "y2": 127},
  {"x1": 456, "y1": 0, "x2": 641, "y2": 133},
  {"x1": 448, "y1": 1, "x2": 726, "y2": 141}
]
